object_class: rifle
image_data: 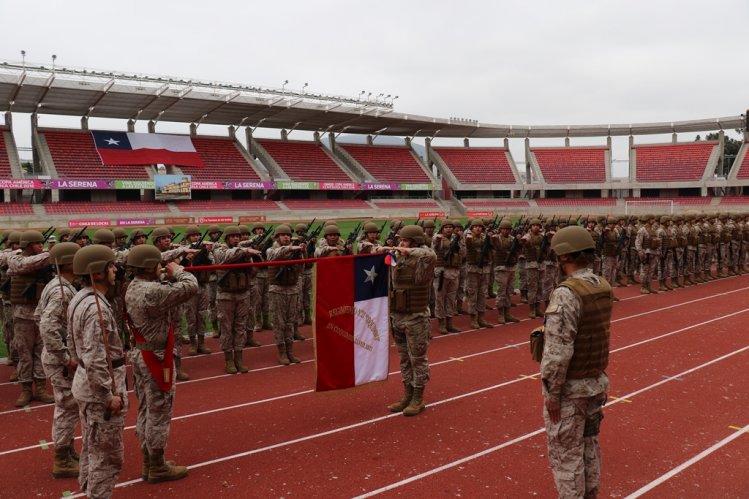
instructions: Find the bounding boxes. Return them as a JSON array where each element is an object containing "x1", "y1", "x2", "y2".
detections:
[
  {"x1": 171, "y1": 232, "x2": 181, "y2": 244},
  {"x1": 0, "y1": 233, "x2": 9, "y2": 248},
  {"x1": 89, "y1": 270, "x2": 120, "y2": 421},
  {"x1": 477, "y1": 228, "x2": 492, "y2": 267},
  {"x1": 41, "y1": 226, "x2": 55, "y2": 243},
  {"x1": 72, "y1": 226, "x2": 88, "y2": 244},
  {"x1": 299, "y1": 218, "x2": 316, "y2": 239},
  {"x1": 305, "y1": 223, "x2": 324, "y2": 258},
  {"x1": 180, "y1": 228, "x2": 211, "y2": 266},
  {"x1": 343, "y1": 222, "x2": 362, "y2": 255}
]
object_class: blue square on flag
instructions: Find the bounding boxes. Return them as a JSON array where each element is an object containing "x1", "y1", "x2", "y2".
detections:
[
  {"x1": 91, "y1": 131, "x2": 131, "y2": 150},
  {"x1": 354, "y1": 254, "x2": 388, "y2": 302}
]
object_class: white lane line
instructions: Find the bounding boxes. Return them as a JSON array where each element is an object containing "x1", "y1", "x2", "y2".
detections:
[
  {"x1": 624, "y1": 422, "x2": 749, "y2": 498},
  {"x1": 353, "y1": 343, "x2": 749, "y2": 498},
  {"x1": 96, "y1": 324, "x2": 749, "y2": 496}
]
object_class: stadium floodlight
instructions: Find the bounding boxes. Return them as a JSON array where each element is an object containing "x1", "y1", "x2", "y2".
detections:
[
  {"x1": 51, "y1": 54, "x2": 57, "y2": 71},
  {"x1": 282, "y1": 79, "x2": 289, "y2": 93},
  {"x1": 302, "y1": 82, "x2": 308, "y2": 94}
]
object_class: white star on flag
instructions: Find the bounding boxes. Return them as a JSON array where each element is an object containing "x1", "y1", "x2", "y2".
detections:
[
  {"x1": 105, "y1": 138, "x2": 120, "y2": 145},
  {"x1": 363, "y1": 265, "x2": 378, "y2": 284}
]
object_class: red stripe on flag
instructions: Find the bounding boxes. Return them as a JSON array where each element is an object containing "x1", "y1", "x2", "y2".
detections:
[
  {"x1": 314, "y1": 257, "x2": 355, "y2": 391},
  {"x1": 97, "y1": 148, "x2": 205, "y2": 167}
]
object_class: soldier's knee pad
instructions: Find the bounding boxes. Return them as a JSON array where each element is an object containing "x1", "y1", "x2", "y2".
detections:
[{"x1": 583, "y1": 412, "x2": 604, "y2": 437}]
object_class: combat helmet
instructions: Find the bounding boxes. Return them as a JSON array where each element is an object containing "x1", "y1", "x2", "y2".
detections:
[
  {"x1": 127, "y1": 245, "x2": 162, "y2": 269},
  {"x1": 398, "y1": 224, "x2": 425, "y2": 245},
  {"x1": 323, "y1": 225, "x2": 340, "y2": 236},
  {"x1": 92, "y1": 229, "x2": 115, "y2": 245},
  {"x1": 499, "y1": 219, "x2": 513, "y2": 230},
  {"x1": 113, "y1": 228, "x2": 128, "y2": 239},
  {"x1": 550, "y1": 226, "x2": 596, "y2": 256},
  {"x1": 363, "y1": 222, "x2": 380, "y2": 233},
  {"x1": 73, "y1": 245, "x2": 115, "y2": 275},
  {"x1": 184, "y1": 225, "x2": 201, "y2": 237},
  {"x1": 151, "y1": 227, "x2": 171, "y2": 242},
  {"x1": 49, "y1": 242, "x2": 80, "y2": 266},
  {"x1": 19, "y1": 230, "x2": 44, "y2": 249},
  {"x1": 223, "y1": 226, "x2": 241, "y2": 239},
  {"x1": 274, "y1": 224, "x2": 293, "y2": 236}
]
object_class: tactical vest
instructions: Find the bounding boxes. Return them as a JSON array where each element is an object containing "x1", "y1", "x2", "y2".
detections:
[
  {"x1": 721, "y1": 224, "x2": 733, "y2": 243},
  {"x1": 601, "y1": 230, "x2": 618, "y2": 257},
  {"x1": 390, "y1": 255, "x2": 430, "y2": 313},
  {"x1": 676, "y1": 227, "x2": 687, "y2": 248},
  {"x1": 524, "y1": 233, "x2": 543, "y2": 262},
  {"x1": 217, "y1": 269, "x2": 250, "y2": 293},
  {"x1": 661, "y1": 229, "x2": 675, "y2": 250},
  {"x1": 10, "y1": 271, "x2": 47, "y2": 305},
  {"x1": 558, "y1": 277, "x2": 611, "y2": 379},
  {"x1": 491, "y1": 235, "x2": 516, "y2": 267},
  {"x1": 270, "y1": 263, "x2": 300, "y2": 287},
  {"x1": 645, "y1": 226, "x2": 660, "y2": 250},
  {"x1": 465, "y1": 235, "x2": 486, "y2": 266},
  {"x1": 435, "y1": 237, "x2": 462, "y2": 268},
  {"x1": 687, "y1": 226, "x2": 699, "y2": 246}
]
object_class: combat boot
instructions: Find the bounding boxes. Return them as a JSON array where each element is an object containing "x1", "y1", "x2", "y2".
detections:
[
  {"x1": 286, "y1": 341, "x2": 301, "y2": 364},
  {"x1": 665, "y1": 279, "x2": 675, "y2": 291},
  {"x1": 469, "y1": 314, "x2": 480, "y2": 329},
  {"x1": 234, "y1": 350, "x2": 249, "y2": 373},
  {"x1": 640, "y1": 286, "x2": 650, "y2": 295},
  {"x1": 52, "y1": 446, "x2": 79, "y2": 479},
  {"x1": 277, "y1": 343, "x2": 290, "y2": 366},
  {"x1": 262, "y1": 315, "x2": 272, "y2": 331},
  {"x1": 33, "y1": 379, "x2": 55, "y2": 404},
  {"x1": 197, "y1": 336, "x2": 212, "y2": 354},
  {"x1": 303, "y1": 309, "x2": 313, "y2": 325},
  {"x1": 244, "y1": 332, "x2": 261, "y2": 348},
  {"x1": 477, "y1": 312, "x2": 492, "y2": 328},
  {"x1": 15, "y1": 383, "x2": 32, "y2": 407},
  {"x1": 175, "y1": 358, "x2": 189, "y2": 381},
  {"x1": 147, "y1": 449, "x2": 188, "y2": 484},
  {"x1": 211, "y1": 320, "x2": 220, "y2": 339},
  {"x1": 402, "y1": 386, "x2": 425, "y2": 416},
  {"x1": 456, "y1": 300, "x2": 466, "y2": 315},
  {"x1": 520, "y1": 290, "x2": 528, "y2": 304},
  {"x1": 445, "y1": 316, "x2": 461, "y2": 333},
  {"x1": 528, "y1": 303, "x2": 538, "y2": 319},
  {"x1": 504, "y1": 307, "x2": 520, "y2": 323},
  {"x1": 388, "y1": 383, "x2": 414, "y2": 413},
  {"x1": 9, "y1": 369, "x2": 18, "y2": 382},
  {"x1": 438, "y1": 318, "x2": 448, "y2": 335},
  {"x1": 188, "y1": 337, "x2": 198, "y2": 356},
  {"x1": 68, "y1": 446, "x2": 79, "y2": 462},
  {"x1": 671, "y1": 278, "x2": 682, "y2": 289},
  {"x1": 224, "y1": 351, "x2": 238, "y2": 374},
  {"x1": 293, "y1": 326, "x2": 307, "y2": 341}
]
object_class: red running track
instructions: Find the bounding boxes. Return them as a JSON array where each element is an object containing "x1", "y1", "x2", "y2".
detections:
[{"x1": 0, "y1": 274, "x2": 748, "y2": 497}]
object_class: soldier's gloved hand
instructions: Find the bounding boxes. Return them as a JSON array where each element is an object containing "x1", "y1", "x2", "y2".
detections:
[
  {"x1": 545, "y1": 397, "x2": 561, "y2": 424},
  {"x1": 108, "y1": 395, "x2": 123, "y2": 416},
  {"x1": 165, "y1": 261, "x2": 181, "y2": 278}
]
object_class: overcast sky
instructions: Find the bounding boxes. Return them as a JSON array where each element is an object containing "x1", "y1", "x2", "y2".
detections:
[{"x1": 1, "y1": 0, "x2": 747, "y2": 176}]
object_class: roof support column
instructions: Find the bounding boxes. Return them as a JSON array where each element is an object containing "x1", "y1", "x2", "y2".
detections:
[
  {"x1": 672, "y1": 132, "x2": 677, "y2": 143},
  {"x1": 313, "y1": 131, "x2": 320, "y2": 143},
  {"x1": 463, "y1": 138, "x2": 469, "y2": 148},
  {"x1": 245, "y1": 127, "x2": 254, "y2": 155},
  {"x1": 280, "y1": 129, "x2": 288, "y2": 140},
  {"x1": 367, "y1": 135, "x2": 373, "y2": 145},
  {"x1": 127, "y1": 119, "x2": 135, "y2": 132},
  {"x1": 404, "y1": 137, "x2": 411, "y2": 147},
  {"x1": 4, "y1": 112, "x2": 12, "y2": 129},
  {"x1": 148, "y1": 120, "x2": 156, "y2": 133},
  {"x1": 328, "y1": 132, "x2": 336, "y2": 150},
  {"x1": 718, "y1": 129, "x2": 726, "y2": 177},
  {"x1": 228, "y1": 125, "x2": 235, "y2": 139},
  {"x1": 564, "y1": 137, "x2": 570, "y2": 147},
  {"x1": 189, "y1": 123, "x2": 197, "y2": 137},
  {"x1": 629, "y1": 135, "x2": 639, "y2": 197},
  {"x1": 80, "y1": 116, "x2": 88, "y2": 130}
]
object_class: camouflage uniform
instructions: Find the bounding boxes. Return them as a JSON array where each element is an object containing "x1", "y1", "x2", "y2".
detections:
[
  {"x1": 391, "y1": 246, "x2": 436, "y2": 389},
  {"x1": 521, "y1": 230, "x2": 545, "y2": 309},
  {"x1": 432, "y1": 232, "x2": 465, "y2": 323},
  {"x1": 212, "y1": 242, "x2": 256, "y2": 353},
  {"x1": 635, "y1": 221, "x2": 660, "y2": 292},
  {"x1": 464, "y1": 232, "x2": 491, "y2": 315},
  {"x1": 127, "y1": 268, "x2": 197, "y2": 454},
  {"x1": 541, "y1": 268, "x2": 611, "y2": 499},
  {"x1": 68, "y1": 286, "x2": 127, "y2": 498},
  {"x1": 267, "y1": 241, "x2": 303, "y2": 362},
  {"x1": 36, "y1": 275, "x2": 79, "y2": 450},
  {"x1": 183, "y1": 250, "x2": 214, "y2": 351},
  {"x1": 0, "y1": 248, "x2": 17, "y2": 364},
  {"x1": 686, "y1": 219, "x2": 700, "y2": 281}
]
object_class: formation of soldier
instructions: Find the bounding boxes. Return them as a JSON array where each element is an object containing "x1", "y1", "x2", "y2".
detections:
[{"x1": 0, "y1": 211, "x2": 746, "y2": 494}]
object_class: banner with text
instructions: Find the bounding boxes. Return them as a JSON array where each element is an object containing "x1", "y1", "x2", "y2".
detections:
[
  {"x1": 68, "y1": 219, "x2": 111, "y2": 228},
  {"x1": 116, "y1": 218, "x2": 157, "y2": 226},
  {"x1": 198, "y1": 216, "x2": 234, "y2": 224},
  {"x1": 238, "y1": 215, "x2": 267, "y2": 223},
  {"x1": 418, "y1": 211, "x2": 447, "y2": 218},
  {"x1": 466, "y1": 211, "x2": 495, "y2": 218}
]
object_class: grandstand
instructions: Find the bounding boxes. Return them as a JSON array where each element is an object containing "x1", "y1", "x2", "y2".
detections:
[{"x1": 0, "y1": 60, "x2": 745, "y2": 225}]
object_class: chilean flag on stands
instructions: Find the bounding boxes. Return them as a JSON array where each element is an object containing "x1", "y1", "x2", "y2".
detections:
[
  {"x1": 91, "y1": 131, "x2": 205, "y2": 167},
  {"x1": 314, "y1": 253, "x2": 390, "y2": 391}
]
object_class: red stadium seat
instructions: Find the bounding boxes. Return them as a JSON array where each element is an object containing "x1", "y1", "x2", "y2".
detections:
[
  {"x1": 432, "y1": 147, "x2": 516, "y2": 184},
  {"x1": 43, "y1": 201, "x2": 170, "y2": 215},
  {"x1": 532, "y1": 147, "x2": 607, "y2": 183},
  {"x1": 256, "y1": 140, "x2": 352, "y2": 182},
  {"x1": 0, "y1": 203, "x2": 34, "y2": 215},
  {"x1": 536, "y1": 198, "x2": 616, "y2": 207},
  {"x1": 734, "y1": 148, "x2": 749, "y2": 179},
  {"x1": 281, "y1": 199, "x2": 370, "y2": 210},
  {"x1": 175, "y1": 199, "x2": 280, "y2": 212},
  {"x1": 634, "y1": 142, "x2": 716, "y2": 182},
  {"x1": 340, "y1": 145, "x2": 430, "y2": 183},
  {"x1": 462, "y1": 199, "x2": 530, "y2": 208},
  {"x1": 180, "y1": 136, "x2": 260, "y2": 181},
  {"x1": 372, "y1": 199, "x2": 441, "y2": 209}
]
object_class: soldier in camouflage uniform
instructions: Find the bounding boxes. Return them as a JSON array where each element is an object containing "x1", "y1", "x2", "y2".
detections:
[
  {"x1": 36, "y1": 242, "x2": 81, "y2": 479},
  {"x1": 635, "y1": 214, "x2": 661, "y2": 294},
  {"x1": 182, "y1": 225, "x2": 214, "y2": 355},
  {"x1": 237, "y1": 225, "x2": 261, "y2": 345},
  {"x1": 9, "y1": 230, "x2": 55, "y2": 407},
  {"x1": 432, "y1": 220, "x2": 465, "y2": 334},
  {"x1": 464, "y1": 219, "x2": 492, "y2": 329},
  {"x1": 385, "y1": 225, "x2": 436, "y2": 417},
  {"x1": 454, "y1": 221, "x2": 468, "y2": 314},
  {"x1": 490, "y1": 219, "x2": 520, "y2": 324},
  {"x1": 656, "y1": 216, "x2": 676, "y2": 291},
  {"x1": 207, "y1": 225, "x2": 223, "y2": 336},
  {"x1": 358, "y1": 222, "x2": 384, "y2": 255},
  {"x1": 673, "y1": 215, "x2": 687, "y2": 286},
  {"x1": 540, "y1": 226, "x2": 611, "y2": 499},
  {"x1": 0, "y1": 231, "x2": 21, "y2": 378},
  {"x1": 521, "y1": 218, "x2": 545, "y2": 318},
  {"x1": 68, "y1": 245, "x2": 127, "y2": 499},
  {"x1": 295, "y1": 223, "x2": 315, "y2": 326},
  {"x1": 728, "y1": 214, "x2": 741, "y2": 275},
  {"x1": 212, "y1": 226, "x2": 263, "y2": 374},
  {"x1": 267, "y1": 225, "x2": 306, "y2": 365},
  {"x1": 541, "y1": 219, "x2": 560, "y2": 307},
  {"x1": 126, "y1": 245, "x2": 198, "y2": 484},
  {"x1": 250, "y1": 223, "x2": 271, "y2": 333}
]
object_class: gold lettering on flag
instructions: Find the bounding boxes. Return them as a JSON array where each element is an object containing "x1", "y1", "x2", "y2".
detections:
[{"x1": 326, "y1": 305, "x2": 383, "y2": 349}]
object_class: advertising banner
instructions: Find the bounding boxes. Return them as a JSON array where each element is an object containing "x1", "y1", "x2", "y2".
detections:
[
  {"x1": 116, "y1": 218, "x2": 157, "y2": 226},
  {"x1": 276, "y1": 181, "x2": 319, "y2": 190},
  {"x1": 154, "y1": 174, "x2": 191, "y2": 200},
  {"x1": 165, "y1": 217, "x2": 193, "y2": 225},
  {"x1": 225, "y1": 181, "x2": 276, "y2": 190},
  {"x1": 466, "y1": 211, "x2": 495, "y2": 218},
  {"x1": 320, "y1": 182, "x2": 360, "y2": 190},
  {"x1": 114, "y1": 180, "x2": 155, "y2": 189},
  {"x1": 0, "y1": 179, "x2": 43, "y2": 189},
  {"x1": 399, "y1": 183, "x2": 434, "y2": 191},
  {"x1": 198, "y1": 216, "x2": 234, "y2": 224},
  {"x1": 68, "y1": 219, "x2": 111, "y2": 228},
  {"x1": 361, "y1": 182, "x2": 399, "y2": 191},
  {"x1": 190, "y1": 181, "x2": 224, "y2": 190},
  {"x1": 418, "y1": 211, "x2": 447, "y2": 218},
  {"x1": 49, "y1": 179, "x2": 114, "y2": 189},
  {"x1": 238, "y1": 215, "x2": 267, "y2": 223}
]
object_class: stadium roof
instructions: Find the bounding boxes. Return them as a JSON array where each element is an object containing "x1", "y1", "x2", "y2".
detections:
[{"x1": 0, "y1": 61, "x2": 744, "y2": 139}]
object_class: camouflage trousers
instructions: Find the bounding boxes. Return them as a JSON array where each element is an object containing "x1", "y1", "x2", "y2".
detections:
[
  {"x1": 185, "y1": 283, "x2": 210, "y2": 339},
  {"x1": 245, "y1": 280, "x2": 257, "y2": 331},
  {"x1": 13, "y1": 317, "x2": 45, "y2": 383},
  {"x1": 526, "y1": 266, "x2": 543, "y2": 305},
  {"x1": 465, "y1": 269, "x2": 490, "y2": 314},
  {"x1": 269, "y1": 291, "x2": 300, "y2": 345},
  {"x1": 686, "y1": 247, "x2": 698, "y2": 275},
  {"x1": 627, "y1": 247, "x2": 639, "y2": 278},
  {"x1": 659, "y1": 250, "x2": 675, "y2": 280},
  {"x1": 433, "y1": 267, "x2": 460, "y2": 319},
  {"x1": 391, "y1": 312, "x2": 430, "y2": 388},
  {"x1": 493, "y1": 267, "x2": 514, "y2": 309},
  {"x1": 217, "y1": 296, "x2": 249, "y2": 352},
  {"x1": 2, "y1": 301, "x2": 15, "y2": 361},
  {"x1": 542, "y1": 262, "x2": 559, "y2": 303},
  {"x1": 601, "y1": 256, "x2": 618, "y2": 286},
  {"x1": 518, "y1": 258, "x2": 527, "y2": 292},
  {"x1": 674, "y1": 247, "x2": 685, "y2": 277},
  {"x1": 208, "y1": 281, "x2": 218, "y2": 324},
  {"x1": 456, "y1": 266, "x2": 467, "y2": 304},
  {"x1": 698, "y1": 244, "x2": 709, "y2": 273},
  {"x1": 301, "y1": 267, "x2": 313, "y2": 313},
  {"x1": 44, "y1": 362, "x2": 78, "y2": 449},
  {"x1": 639, "y1": 253, "x2": 656, "y2": 285},
  {"x1": 131, "y1": 351, "x2": 176, "y2": 452},
  {"x1": 78, "y1": 401, "x2": 126, "y2": 499},
  {"x1": 731, "y1": 240, "x2": 741, "y2": 268},
  {"x1": 719, "y1": 242, "x2": 731, "y2": 271},
  {"x1": 591, "y1": 255, "x2": 602, "y2": 275},
  {"x1": 254, "y1": 274, "x2": 269, "y2": 324},
  {"x1": 544, "y1": 394, "x2": 605, "y2": 499}
]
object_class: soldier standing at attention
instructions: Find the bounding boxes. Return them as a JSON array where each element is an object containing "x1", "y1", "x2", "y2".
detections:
[
  {"x1": 521, "y1": 218, "x2": 545, "y2": 318},
  {"x1": 125, "y1": 245, "x2": 198, "y2": 483},
  {"x1": 635, "y1": 214, "x2": 660, "y2": 294},
  {"x1": 357, "y1": 222, "x2": 384, "y2": 254},
  {"x1": 207, "y1": 225, "x2": 223, "y2": 336},
  {"x1": 212, "y1": 226, "x2": 263, "y2": 374},
  {"x1": 250, "y1": 223, "x2": 271, "y2": 334},
  {"x1": 267, "y1": 225, "x2": 306, "y2": 365},
  {"x1": 490, "y1": 219, "x2": 520, "y2": 325},
  {"x1": 464, "y1": 219, "x2": 492, "y2": 329},
  {"x1": 36, "y1": 242, "x2": 80, "y2": 478},
  {"x1": 181, "y1": 226, "x2": 214, "y2": 355},
  {"x1": 0, "y1": 231, "x2": 21, "y2": 380},
  {"x1": 432, "y1": 219, "x2": 465, "y2": 334},
  {"x1": 600, "y1": 217, "x2": 620, "y2": 301},
  {"x1": 68, "y1": 245, "x2": 126, "y2": 499},
  {"x1": 9, "y1": 230, "x2": 55, "y2": 407},
  {"x1": 384, "y1": 225, "x2": 436, "y2": 416},
  {"x1": 540, "y1": 225, "x2": 612, "y2": 499}
]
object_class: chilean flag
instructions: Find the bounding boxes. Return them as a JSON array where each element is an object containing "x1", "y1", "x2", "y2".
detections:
[
  {"x1": 91, "y1": 131, "x2": 205, "y2": 167},
  {"x1": 314, "y1": 253, "x2": 390, "y2": 391}
]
